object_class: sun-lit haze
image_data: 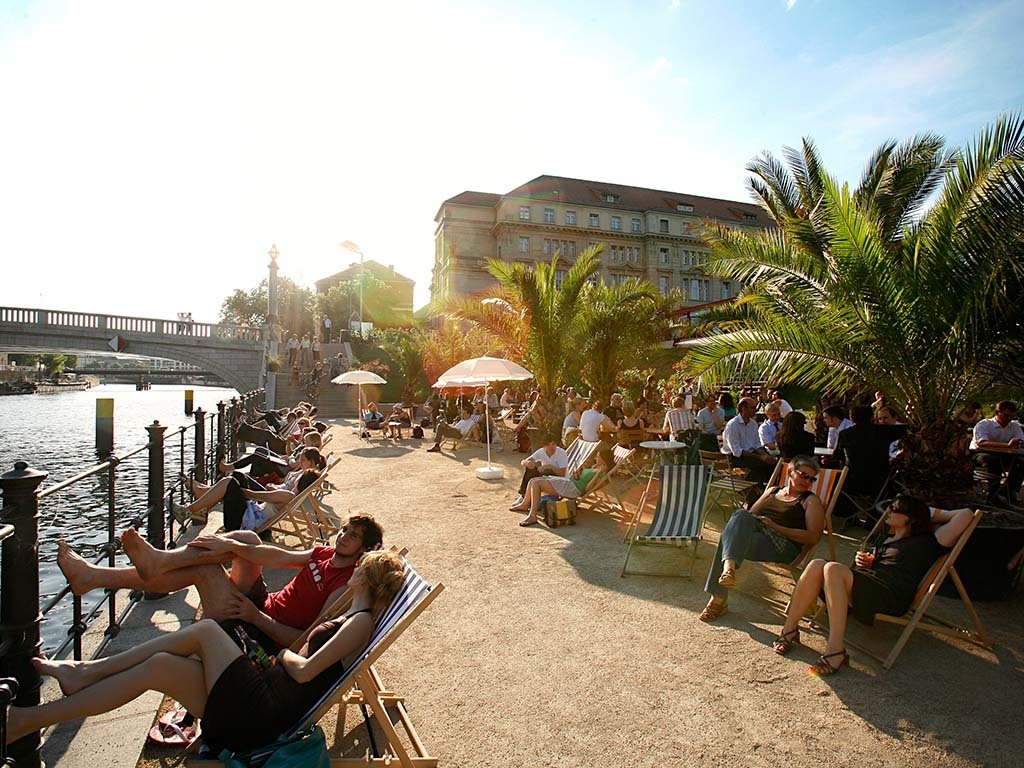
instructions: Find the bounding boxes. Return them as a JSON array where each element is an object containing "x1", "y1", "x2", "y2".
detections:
[{"x1": 1, "y1": 0, "x2": 1020, "y2": 322}]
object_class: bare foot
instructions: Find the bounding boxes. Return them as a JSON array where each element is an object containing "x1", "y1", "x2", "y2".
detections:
[
  {"x1": 32, "y1": 657, "x2": 91, "y2": 696},
  {"x1": 120, "y1": 529, "x2": 162, "y2": 583},
  {"x1": 57, "y1": 540, "x2": 101, "y2": 596}
]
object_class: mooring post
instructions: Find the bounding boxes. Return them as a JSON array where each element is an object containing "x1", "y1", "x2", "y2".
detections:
[
  {"x1": 184, "y1": 389, "x2": 194, "y2": 416},
  {"x1": 194, "y1": 407, "x2": 206, "y2": 483},
  {"x1": 96, "y1": 397, "x2": 114, "y2": 455},
  {"x1": 0, "y1": 461, "x2": 49, "y2": 768},
  {"x1": 145, "y1": 421, "x2": 167, "y2": 551}
]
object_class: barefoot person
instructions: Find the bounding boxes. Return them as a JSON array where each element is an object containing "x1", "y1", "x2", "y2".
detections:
[
  {"x1": 772, "y1": 497, "x2": 972, "y2": 676},
  {"x1": 7, "y1": 550, "x2": 405, "y2": 754},
  {"x1": 512, "y1": 448, "x2": 614, "y2": 527},
  {"x1": 58, "y1": 514, "x2": 383, "y2": 652}
]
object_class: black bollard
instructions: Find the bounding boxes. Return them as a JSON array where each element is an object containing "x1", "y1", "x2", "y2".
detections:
[
  {"x1": 0, "y1": 461, "x2": 49, "y2": 768},
  {"x1": 95, "y1": 397, "x2": 114, "y2": 456},
  {"x1": 193, "y1": 408, "x2": 206, "y2": 484},
  {"x1": 145, "y1": 421, "x2": 167, "y2": 551}
]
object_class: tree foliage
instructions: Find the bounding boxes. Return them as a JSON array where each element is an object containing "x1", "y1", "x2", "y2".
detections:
[{"x1": 219, "y1": 275, "x2": 316, "y2": 337}]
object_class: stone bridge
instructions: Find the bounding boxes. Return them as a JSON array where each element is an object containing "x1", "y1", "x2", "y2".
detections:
[{"x1": 0, "y1": 306, "x2": 266, "y2": 393}]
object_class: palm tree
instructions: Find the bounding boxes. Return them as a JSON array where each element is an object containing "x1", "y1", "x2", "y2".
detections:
[
  {"x1": 444, "y1": 246, "x2": 603, "y2": 434},
  {"x1": 377, "y1": 329, "x2": 428, "y2": 402},
  {"x1": 684, "y1": 114, "x2": 1024, "y2": 502}
]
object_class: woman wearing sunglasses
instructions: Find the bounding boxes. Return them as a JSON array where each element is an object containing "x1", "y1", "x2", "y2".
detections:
[
  {"x1": 773, "y1": 495, "x2": 973, "y2": 676},
  {"x1": 699, "y1": 455, "x2": 825, "y2": 622}
]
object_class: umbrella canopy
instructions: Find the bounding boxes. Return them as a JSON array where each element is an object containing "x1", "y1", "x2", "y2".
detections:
[
  {"x1": 331, "y1": 370, "x2": 387, "y2": 385},
  {"x1": 435, "y1": 356, "x2": 532, "y2": 385},
  {"x1": 431, "y1": 377, "x2": 490, "y2": 390}
]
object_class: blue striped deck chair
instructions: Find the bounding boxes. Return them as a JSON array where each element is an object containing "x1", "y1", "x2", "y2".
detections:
[
  {"x1": 565, "y1": 437, "x2": 600, "y2": 477},
  {"x1": 621, "y1": 464, "x2": 711, "y2": 578},
  {"x1": 194, "y1": 557, "x2": 444, "y2": 768}
]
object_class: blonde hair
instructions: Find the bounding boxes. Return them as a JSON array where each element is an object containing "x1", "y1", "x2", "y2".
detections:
[{"x1": 360, "y1": 550, "x2": 405, "y2": 615}]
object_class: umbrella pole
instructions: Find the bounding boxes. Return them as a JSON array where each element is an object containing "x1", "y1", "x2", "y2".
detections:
[
  {"x1": 485, "y1": 399, "x2": 492, "y2": 468},
  {"x1": 358, "y1": 384, "x2": 365, "y2": 438}
]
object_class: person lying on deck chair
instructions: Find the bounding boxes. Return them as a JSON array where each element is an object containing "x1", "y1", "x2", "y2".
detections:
[
  {"x1": 426, "y1": 405, "x2": 478, "y2": 452},
  {"x1": 216, "y1": 430, "x2": 325, "y2": 486},
  {"x1": 173, "y1": 447, "x2": 326, "y2": 531},
  {"x1": 8, "y1": 550, "x2": 404, "y2": 756},
  {"x1": 772, "y1": 496, "x2": 972, "y2": 676},
  {"x1": 511, "y1": 447, "x2": 614, "y2": 527},
  {"x1": 56, "y1": 513, "x2": 384, "y2": 653}
]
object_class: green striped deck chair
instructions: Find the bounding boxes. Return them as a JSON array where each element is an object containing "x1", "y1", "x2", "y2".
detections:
[
  {"x1": 565, "y1": 437, "x2": 600, "y2": 476},
  {"x1": 621, "y1": 464, "x2": 712, "y2": 578}
]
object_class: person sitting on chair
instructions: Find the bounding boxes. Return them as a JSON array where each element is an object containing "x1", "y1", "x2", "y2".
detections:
[
  {"x1": 970, "y1": 400, "x2": 1024, "y2": 506},
  {"x1": 382, "y1": 404, "x2": 410, "y2": 439},
  {"x1": 776, "y1": 411, "x2": 815, "y2": 459},
  {"x1": 9, "y1": 550, "x2": 404, "y2": 755},
  {"x1": 771, "y1": 496, "x2": 972, "y2": 676},
  {"x1": 722, "y1": 397, "x2": 776, "y2": 484},
  {"x1": 426, "y1": 405, "x2": 478, "y2": 452},
  {"x1": 663, "y1": 395, "x2": 696, "y2": 442},
  {"x1": 699, "y1": 455, "x2": 825, "y2": 623},
  {"x1": 511, "y1": 448, "x2": 615, "y2": 527},
  {"x1": 509, "y1": 433, "x2": 568, "y2": 509},
  {"x1": 363, "y1": 403, "x2": 385, "y2": 431}
]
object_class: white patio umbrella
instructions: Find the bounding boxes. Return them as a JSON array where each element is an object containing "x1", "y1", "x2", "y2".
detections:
[
  {"x1": 435, "y1": 356, "x2": 533, "y2": 479},
  {"x1": 331, "y1": 370, "x2": 387, "y2": 437}
]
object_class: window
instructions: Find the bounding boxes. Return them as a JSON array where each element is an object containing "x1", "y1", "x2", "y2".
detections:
[
  {"x1": 743, "y1": 213, "x2": 757, "y2": 222},
  {"x1": 677, "y1": 203, "x2": 694, "y2": 213},
  {"x1": 659, "y1": 247, "x2": 670, "y2": 265},
  {"x1": 659, "y1": 219, "x2": 669, "y2": 233},
  {"x1": 519, "y1": 236, "x2": 529, "y2": 253},
  {"x1": 566, "y1": 210, "x2": 577, "y2": 225},
  {"x1": 631, "y1": 217, "x2": 641, "y2": 232},
  {"x1": 554, "y1": 269, "x2": 566, "y2": 289},
  {"x1": 589, "y1": 213, "x2": 600, "y2": 227},
  {"x1": 543, "y1": 239, "x2": 551, "y2": 255},
  {"x1": 519, "y1": 206, "x2": 530, "y2": 221},
  {"x1": 689, "y1": 279, "x2": 710, "y2": 302},
  {"x1": 544, "y1": 207, "x2": 555, "y2": 223},
  {"x1": 611, "y1": 215, "x2": 622, "y2": 230},
  {"x1": 659, "y1": 276, "x2": 670, "y2": 296},
  {"x1": 568, "y1": 241, "x2": 576, "y2": 257},
  {"x1": 721, "y1": 281, "x2": 732, "y2": 300},
  {"x1": 604, "y1": 193, "x2": 620, "y2": 203},
  {"x1": 682, "y1": 250, "x2": 691, "y2": 266}
]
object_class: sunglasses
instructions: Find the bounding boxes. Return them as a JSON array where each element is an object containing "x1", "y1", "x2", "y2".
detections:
[{"x1": 793, "y1": 469, "x2": 818, "y2": 482}]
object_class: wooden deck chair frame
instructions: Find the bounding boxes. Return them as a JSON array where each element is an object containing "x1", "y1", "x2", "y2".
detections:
[
  {"x1": 576, "y1": 446, "x2": 635, "y2": 520},
  {"x1": 819, "y1": 508, "x2": 991, "y2": 670},
  {"x1": 193, "y1": 556, "x2": 444, "y2": 768},
  {"x1": 564, "y1": 437, "x2": 600, "y2": 477},
  {"x1": 621, "y1": 464, "x2": 712, "y2": 578},
  {"x1": 255, "y1": 456, "x2": 342, "y2": 547}
]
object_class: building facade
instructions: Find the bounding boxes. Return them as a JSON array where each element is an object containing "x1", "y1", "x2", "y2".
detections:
[
  {"x1": 315, "y1": 260, "x2": 415, "y2": 327},
  {"x1": 430, "y1": 174, "x2": 770, "y2": 306}
]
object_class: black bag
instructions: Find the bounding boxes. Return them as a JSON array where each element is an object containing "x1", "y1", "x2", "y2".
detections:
[
  {"x1": 412, "y1": 425, "x2": 424, "y2": 439},
  {"x1": 420, "y1": 417, "x2": 431, "y2": 428}
]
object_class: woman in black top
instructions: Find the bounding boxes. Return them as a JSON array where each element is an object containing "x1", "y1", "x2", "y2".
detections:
[
  {"x1": 6, "y1": 551, "x2": 405, "y2": 751},
  {"x1": 773, "y1": 495, "x2": 972, "y2": 676},
  {"x1": 775, "y1": 411, "x2": 816, "y2": 459}
]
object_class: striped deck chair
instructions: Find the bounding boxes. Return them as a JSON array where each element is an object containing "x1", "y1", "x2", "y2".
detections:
[
  {"x1": 621, "y1": 464, "x2": 712, "y2": 578},
  {"x1": 820, "y1": 508, "x2": 991, "y2": 669},
  {"x1": 564, "y1": 437, "x2": 600, "y2": 477},
  {"x1": 255, "y1": 456, "x2": 342, "y2": 547},
  {"x1": 194, "y1": 557, "x2": 444, "y2": 768}
]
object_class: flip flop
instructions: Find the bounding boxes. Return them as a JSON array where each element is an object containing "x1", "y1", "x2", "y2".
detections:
[
  {"x1": 148, "y1": 721, "x2": 197, "y2": 746},
  {"x1": 519, "y1": 519, "x2": 539, "y2": 527},
  {"x1": 159, "y1": 704, "x2": 194, "y2": 728}
]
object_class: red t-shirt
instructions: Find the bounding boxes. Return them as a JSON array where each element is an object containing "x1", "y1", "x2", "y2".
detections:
[{"x1": 263, "y1": 546, "x2": 355, "y2": 629}]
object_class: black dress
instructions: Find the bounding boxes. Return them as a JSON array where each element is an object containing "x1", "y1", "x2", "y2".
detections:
[
  {"x1": 849, "y1": 534, "x2": 948, "y2": 625},
  {"x1": 201, "y1": 611, "x2": 368, "y2": 752}
]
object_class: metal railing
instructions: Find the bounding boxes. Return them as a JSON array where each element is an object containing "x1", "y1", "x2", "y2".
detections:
[{"x1": 0, "y1": 388, "x2": 264, "y2": 766}]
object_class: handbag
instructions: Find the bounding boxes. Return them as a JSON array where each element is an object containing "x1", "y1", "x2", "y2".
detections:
[
  {"x1": 219, "y1": 726, "x2": 329, "y2": 768},
  {"x1": 241, "y1": 500, "x2": 267, "y2": 531}
]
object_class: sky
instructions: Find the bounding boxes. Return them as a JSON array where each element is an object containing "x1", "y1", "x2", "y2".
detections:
[{"x1": 1, "y1": 0, "x2": 1021, "y2": 323}]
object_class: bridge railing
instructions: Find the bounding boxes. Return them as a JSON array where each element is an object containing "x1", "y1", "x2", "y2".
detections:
[
  {"x1": 0, "y1": 388, "x2": 264, "y2": 766},
  {"x1": 0, "y1": 305, "x2": 263, "y2": 343}
]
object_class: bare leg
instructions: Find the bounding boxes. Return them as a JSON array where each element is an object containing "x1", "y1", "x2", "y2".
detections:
[
  {"x1": 522, "y1": 478, "x2": 558, "y2": 524},
  {"x1": 187, "y1": 477, "x2": 232, "y2": 514},
  {"x1": 781, "y1": 559, "x2": 826, "y2": 635},
  {"x1": 821, "y1": 561, "x2": 854, "y2": 655},
  {"x1": 9, "y1": 621, "x2": 240, "y2": 743}
]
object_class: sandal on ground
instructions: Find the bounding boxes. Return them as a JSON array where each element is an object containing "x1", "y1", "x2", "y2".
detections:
[
  {"x1": 773, "y1": 628, "x2": 800, "y2": 655},
  {"x1": 519, "y1": 518, "x2": 539, "y2": 527},
  {"x1": 698, "y1": 598, "x2": 728, "y2": 623},
  {"x1": 159, "y1": 704, "x2": 195, "y2": 729},
  {"x1": 717, "y1": 568, "x2": 737, "y2": 589},
  {"x1": 148, "y1": 721, "x2": 197, "y2": 746},
  {"x1": 809, "y1": 649, "x2": 849, "y2": 676}
]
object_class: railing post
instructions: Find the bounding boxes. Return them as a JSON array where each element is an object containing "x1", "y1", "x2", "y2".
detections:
[
  {"x1": 0, "y1": 461, "x2": 49, "y2": 768},
  {"x1": 145, "y1": 421, "x2": 167, "y2": 551},
  {"x1": 216, "y1": 401, "x2": 227, "y2": 474},
  {"x1": 194, "y1": 408, "x2": 206, "y2": 483},
  {"x1": 230, "y1": 397, "x2": 240, "y2": 459}
]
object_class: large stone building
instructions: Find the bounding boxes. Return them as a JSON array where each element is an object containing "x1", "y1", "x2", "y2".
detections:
[
  {"x1": 430, "y1": 174, "x2": 770, "y2": 306},
  {"x1": 315, "y1": 260, "x2": 415, "y2": 327}
]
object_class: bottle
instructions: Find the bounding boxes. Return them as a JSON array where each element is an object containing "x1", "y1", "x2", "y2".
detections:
[{"x1": 234, "y1": 625, "x2": 277, "y2": 669}]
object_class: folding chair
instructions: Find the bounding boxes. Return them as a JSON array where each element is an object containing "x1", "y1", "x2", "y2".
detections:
[
  {"x1": 621, "y1": 464, "x2": 712, "y2": 578},
  {"x1": 564, "y1": 437, "x2": 599, "y2": 477},
  {"x1": 699, "y1": 450, "x2": 757, "y2": 516},
  {"x1": 765, "y1": 459, "x2": 847, "y2": 566},
  {"x1": 576, "y1": 446, "x2": 635, "y2": 520},
  {"x1": 256, "y1": 456, "x2": 342, "y2": 547},
  {"x1": 193, "y1": 557, "x2": 444, "y2": 768},
  {"x1": 825, "y1": 508, "x2": 991, "y2": 669}
]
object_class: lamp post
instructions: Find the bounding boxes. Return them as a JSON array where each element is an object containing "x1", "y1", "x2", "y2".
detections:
[{"x1": 341, "y1": 240, "x2": 364, "y2": 337}]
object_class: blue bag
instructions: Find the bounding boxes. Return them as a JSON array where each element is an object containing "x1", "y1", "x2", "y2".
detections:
[{"x1": 218, "y1": 726, "x2": 329, "y2": 768}]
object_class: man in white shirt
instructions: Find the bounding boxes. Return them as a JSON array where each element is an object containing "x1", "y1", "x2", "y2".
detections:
[
  {"x1": 722, "y1": 398, "x2": 775, "y2": 483},
  {"x1": 823, "y1": 406, "x2": 853, "y2": 450},
  {"x1": 759, "y1": 402, "x2": 782, "y2": 450},
  {"x1": 500, "y1": 388, "x2": 515, "y2": 407},
  {"x1": 510, "y1": 435, "x2": 569, "y2": 508},
  {"x1": 579, "y1": 399, "x2": 615, "y2": 442},
  {"x1": 770, "y1": 389, "x2": 793, "y2": 417},
  {"x1": 970, "y1": 400, "x2": 1024, "y2": 505},
  {"x1": 427, "y1": 406, "x2": 478, "y2": 452}
]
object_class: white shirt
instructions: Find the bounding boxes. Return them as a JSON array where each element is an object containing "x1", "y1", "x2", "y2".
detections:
[
  {"x1": 500, "y1": 392, "x2": 514, "y2": 407},
  {"x1": 776, "y1": 398, "x2": 793, "y2": 417},
  {"x1": 971, "y1": 418, "x2": 1024, "y2": 450},
  {"x1": 663, "y1": 407, "x2": 696, "y2": 433},
  {"x1": 722, "y1": 414, "x2": 762, "y2": 457},
  {"x1": 527, "y1": 446, "x2": 568, "y2": 471},
  {"x1": 563, "y1": 411, "x2": 580, "y2": 429},
  {"x1": 826, "y1": 418, "x2": 853, "y2": 450},
  {"x1": 759, "y1": 419, "x2": 780, "y2": 448},
  {"x1": 579, "y1": 409, "x2": 607, "y2": 442},
  {"x1": 454, "y1": 417, "x2": 477, "y2": 436}
]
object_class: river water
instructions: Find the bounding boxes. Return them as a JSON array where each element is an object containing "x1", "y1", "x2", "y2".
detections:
[{"x1": 0, "y1": 383, "x2": 238, "y2": 654}]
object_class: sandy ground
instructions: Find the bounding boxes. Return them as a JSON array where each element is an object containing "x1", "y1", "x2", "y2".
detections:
[{"x1": 140, "y1": 422, "x2": 1024, "y2": 768}]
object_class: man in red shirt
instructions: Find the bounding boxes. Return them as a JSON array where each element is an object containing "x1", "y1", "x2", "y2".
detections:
[{"x1": 57, "y1": 513, "x2": 383, "y2": 652}]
